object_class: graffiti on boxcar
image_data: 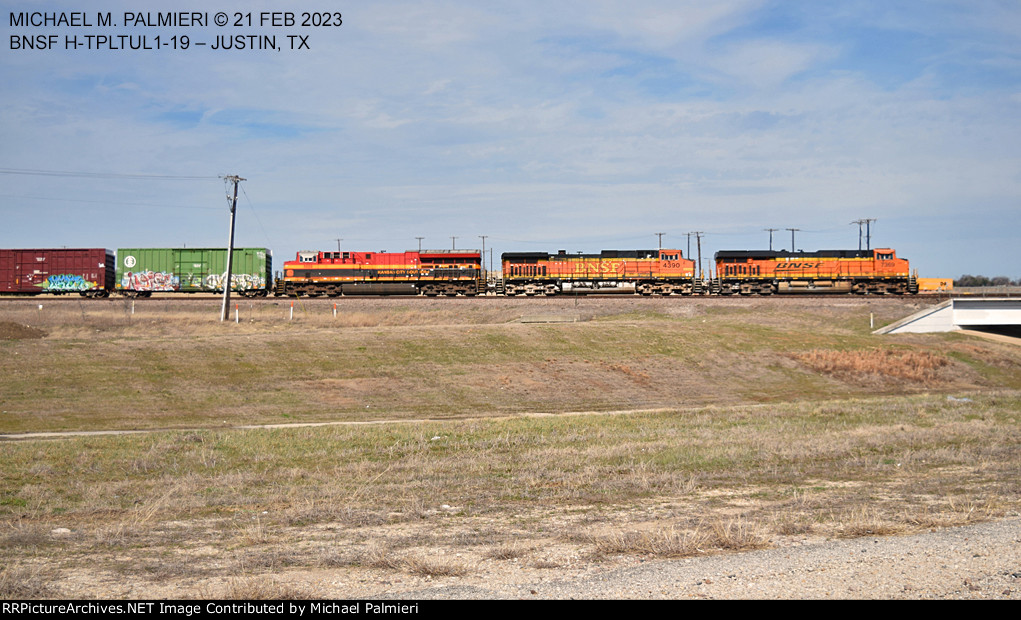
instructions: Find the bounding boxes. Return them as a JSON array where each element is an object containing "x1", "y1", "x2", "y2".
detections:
[
  {"x1": 203, "y1": 272, "x2": 266, "y2": 291},
  {"x1": 121, "y1": 270, "x2": 179, "y2": 291},
  {"x1": 40, "y1": 274, "x2": 98, "y2": 291},
  {"x1": 181, "y1": 273, "x2": 205, "y2": 288}
]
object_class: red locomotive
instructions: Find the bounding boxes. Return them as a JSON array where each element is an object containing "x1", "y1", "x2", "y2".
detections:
[
  {"x1": 276, "y1": 249, "x2": 484, "y2": 296},
  {"x1": 502, "y1": 249, "x2": 699, "y2": 295},
  {"x1": 714, "y1": 248, "x2": 917, "y2": 295}
]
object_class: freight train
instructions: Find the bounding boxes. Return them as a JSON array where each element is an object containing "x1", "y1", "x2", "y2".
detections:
[{"x1": 0, "y1": 244, "x2": 919, "y2": 298}]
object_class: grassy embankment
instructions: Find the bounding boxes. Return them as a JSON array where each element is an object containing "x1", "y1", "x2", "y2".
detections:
[{"x1": 1, "y1": 297, "x2": 1019, "y2": 597}]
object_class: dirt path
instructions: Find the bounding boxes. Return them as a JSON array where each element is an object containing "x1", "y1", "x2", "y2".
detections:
[
  {"x1": 374, "y1": 518, "x2": 1021, "y2": 599},
  {"x1": 0, "y1": 407, "x2": 691, "y2": 441}
]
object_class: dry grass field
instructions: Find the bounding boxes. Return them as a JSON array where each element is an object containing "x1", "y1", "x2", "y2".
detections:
[{"x1": 1, "y1": 295, "x2": 1019, "y2": 598}]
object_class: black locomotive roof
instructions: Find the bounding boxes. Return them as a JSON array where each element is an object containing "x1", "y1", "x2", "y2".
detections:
[
  {"x1": 600, "y1": 250, "x2": 659, "y2": 258},
  {"x1": 502, "y1": 252, "x2": 550, "y2": 260},
  {"x1": 714, "y1": 249, "x2": 874, "y2": 260},
  {"x1": 503, "y1": 250, "x2": 661, "y2": 261}
]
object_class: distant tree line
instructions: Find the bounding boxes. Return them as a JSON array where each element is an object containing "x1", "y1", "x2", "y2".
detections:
[{"x1": 954, "y1": 275, "x2": 1020, "y2": 287}]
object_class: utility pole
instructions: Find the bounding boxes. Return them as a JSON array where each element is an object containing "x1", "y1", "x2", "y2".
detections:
[
  {"x1": 478, "y1": 235, "x2": 487, "y2": 272},
  {"x1": 685, "y1": 232, "x2": 692, "y2": 259},
  {"x1": 786, "y1": 228, "x2": 800, "y2": 252},
  {"x1": 655, "y1": 232, "x2": 665, "y2": 249},
  {"x1": 451, "y1": 236, "x2": 457, "y2": 250},
  {"x1": 220, "y1": 174, "x2": 245, "y2": 322},
  {"x1": 415, "y1": 237, "x2": 424, "y2": 252},
  {"x1": 335, "y1": 238, "x2": 343, "y2": 252},
  {"x1": 764, "y1": 228, "x2": 778, "y2": 251},
  {"x1": 851, "y1": 219, "x2": 876, "y2": 251},
  {"x1": 690, "y1": 231, "x2": 704, "y2": 279}
]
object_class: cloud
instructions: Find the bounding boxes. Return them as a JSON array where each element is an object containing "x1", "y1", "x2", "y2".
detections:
[{"x1": 707, "y1": 39, "x2": 831, "y2": 89}]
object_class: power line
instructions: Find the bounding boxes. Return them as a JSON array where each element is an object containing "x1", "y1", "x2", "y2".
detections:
[
  {"x1": 0, "y1": 167, "x2": 217, "y2": 180},
  {"x1": 238, "y1": 184, "x2": 274, "y2": 250},
  {"x1": 0, "y1": 193, "x2": 221, "y2": 210}
]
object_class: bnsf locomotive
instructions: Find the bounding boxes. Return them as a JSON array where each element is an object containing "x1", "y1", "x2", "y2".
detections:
[
  {"x1": 714, "y1": 248, "x2": 917, "y2": 295},
  {"x1": 502, "y1": 249, "x2": 699, "y2": 296}
]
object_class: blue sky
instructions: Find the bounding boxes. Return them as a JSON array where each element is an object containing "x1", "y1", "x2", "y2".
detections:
[{"x1": 2, "y1": 0, "x2": 1019, "y2": 278}]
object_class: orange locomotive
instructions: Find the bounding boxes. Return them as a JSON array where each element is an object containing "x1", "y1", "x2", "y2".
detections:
[
  {"x1": 713, "y1": 248, "x2": 918, "y2": 295},
  {"x1": 276, "y1": 249, "x2": 484, "y2": 296},
  {"x1": 502, "y1": 249, "x2": 699, "y2": 296}
]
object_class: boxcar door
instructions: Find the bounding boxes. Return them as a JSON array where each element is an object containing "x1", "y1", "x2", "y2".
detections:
[
  {"x1": 18, "y1": 250, "x2": 47, "y2": 291},
  {"x1": 177, "y1": 249, "x2": 208, "y2": 292}
]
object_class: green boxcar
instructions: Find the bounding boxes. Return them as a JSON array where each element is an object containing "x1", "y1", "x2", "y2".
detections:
[{"x1": 116, "y1": 248, "x2": 272, "y2": 297}]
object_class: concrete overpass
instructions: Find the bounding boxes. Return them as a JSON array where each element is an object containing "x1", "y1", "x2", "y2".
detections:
[{"x1": 875, "y1": 298, "x2": 1021, "y2": 340}]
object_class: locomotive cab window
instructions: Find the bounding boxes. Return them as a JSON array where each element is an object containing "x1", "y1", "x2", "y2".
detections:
[{"x1": 878, "y1": 253, "x2": 893, "y2": 260}]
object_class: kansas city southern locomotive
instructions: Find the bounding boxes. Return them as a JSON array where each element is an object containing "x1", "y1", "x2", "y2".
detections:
[
  {"x1": 0, "y1": 241, "x2": 921, "y2": 298},
  {"x1": 275, "y1": 249, "x2": 484, "y2": 297}
]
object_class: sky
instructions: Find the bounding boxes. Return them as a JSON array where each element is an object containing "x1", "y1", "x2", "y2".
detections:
[{"x1": 2, "y1": 1, "x2": 1019, "y2": 279}]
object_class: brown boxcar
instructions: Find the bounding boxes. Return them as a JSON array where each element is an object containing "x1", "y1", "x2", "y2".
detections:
[
  {"x1": 0, "y1": 248, "x2": 114, "y2": 297},
  {"x1": 502, "y1": 249, "x2": 699, "y2": 295},
  {"x1": 714, "y1": 248, "x2": 917, "y2": 295}
]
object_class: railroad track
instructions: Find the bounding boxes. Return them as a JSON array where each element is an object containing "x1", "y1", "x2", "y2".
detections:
[{"x1": 0, "y1": 292, "x2": 985, "y2": 304}]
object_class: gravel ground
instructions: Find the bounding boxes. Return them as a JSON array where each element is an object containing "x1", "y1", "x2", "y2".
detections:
[{"x1": 382, "y1": 518, "x2": 1021, "y2": 599}]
